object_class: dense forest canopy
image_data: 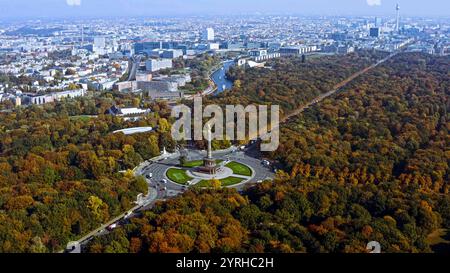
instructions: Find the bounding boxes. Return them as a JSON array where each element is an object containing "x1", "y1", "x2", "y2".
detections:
[
  {"x1": 87, "y1": 177, "x2": 449, "y2": 253},
  {"x1": 212, "y1": 50, "x2": 389, "y2": 116},
  {"x1": 274, "y1": 53, "x2": 449, "y2": 194},
  {"x1": 0, "y1": 93, "x2": 175, "y2": 252},
  {"x1": 86, "y1": 51, "x2": 449, "y2": 253}
]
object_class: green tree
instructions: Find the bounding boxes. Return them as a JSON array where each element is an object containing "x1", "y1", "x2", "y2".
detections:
[{"x1": 87, "y1": 195, "x2": 109, "y2": 221}]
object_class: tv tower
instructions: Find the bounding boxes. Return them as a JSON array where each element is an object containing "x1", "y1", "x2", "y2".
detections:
[{"x1": 395, "y1": 3, "x2": 400, "y2": 33}]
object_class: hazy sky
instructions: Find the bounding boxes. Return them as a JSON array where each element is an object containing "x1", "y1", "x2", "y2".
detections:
[{"x1": 0, "y1": 0, "x2": 448, "y2": 20}]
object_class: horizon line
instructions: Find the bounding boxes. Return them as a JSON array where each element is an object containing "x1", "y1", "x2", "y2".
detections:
[{"x1": 1, "y1": 13, "x2": 449, "y2": 23}]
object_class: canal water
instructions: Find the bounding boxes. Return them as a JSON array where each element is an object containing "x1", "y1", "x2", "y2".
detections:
[{"x1": 211, "y1": 60, "x2": 235, "y2": 95}]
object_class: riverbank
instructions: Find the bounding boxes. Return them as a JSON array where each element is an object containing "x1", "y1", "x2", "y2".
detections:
[{"x1": 211, "y1": 60, "x2": 235, "y2": 94}]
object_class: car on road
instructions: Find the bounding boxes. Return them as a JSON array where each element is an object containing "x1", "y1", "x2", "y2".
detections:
[
  {"x1": 124, "y1": 210, "x2": 133, "y2": 219},
  {"x1": 161, "y1": 179, "x2": 167, "y2": 184},
  {"x1": 106, "y1": 223, "x2": 117, "y2": 231},
  {"x1": 65, "y1": 242, "x2": 81, "y2": 253},
  {"x1": 146, "y1": 173, "x2": 153, "y2": 179},
  {"x1": 262, "y1": 160, "x2": 271, "y2": 167}
]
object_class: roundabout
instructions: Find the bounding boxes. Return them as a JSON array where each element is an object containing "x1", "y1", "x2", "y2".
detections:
[
  {"x1": 160, "y1": 125, "x2": 257, "y2": 189},
  {"x1": 137, "y1": 145, "x2": 274, "y2": 199},
  {"x1": 165, "y1": 160, "x2": 254, "y2": 188},
  {"x1": 136, "y1": 125, "x2": 274, "y2": 195}
]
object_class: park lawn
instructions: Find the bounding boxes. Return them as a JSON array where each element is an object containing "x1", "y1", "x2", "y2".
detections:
[
  {"x1": 182, "y1": 160, "x2": 204, "y2": 168},
  {"x1": 194, "y1": 176, "x2": 245, "y2": 188},
  {"x1": 166, "y1": 168, "x2": 193, "y2": 184},
  {"x1": 220, "y1": 176, "x2": 246, "y2": 186},
  {"x1": 226, "y1": 161, "x2": 252, "y2": 176}
]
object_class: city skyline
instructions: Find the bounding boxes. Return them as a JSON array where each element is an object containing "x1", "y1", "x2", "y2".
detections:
[{"x1": 0, "y1": 0, "x2": 449, "y2": 20}]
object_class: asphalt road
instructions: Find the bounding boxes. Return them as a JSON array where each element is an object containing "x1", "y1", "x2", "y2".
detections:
[{"x1": 139, "y1": 147, "x2": 274, "y2": 195}]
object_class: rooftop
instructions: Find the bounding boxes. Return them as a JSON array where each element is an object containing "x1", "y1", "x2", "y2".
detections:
[{"x1": 113, "y1": 127, "x2": 154, "y2": 135}]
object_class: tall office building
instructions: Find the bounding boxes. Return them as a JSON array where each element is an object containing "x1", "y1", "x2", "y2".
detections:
[
  {"x1": 370, "y1": 27, "x2": 381, "y2": 38},
  {"x1": 202, "y1": 28, "x2": 215, "y2": 41},
  {"x1": 375, "y1": 17, "x2": 382, "y2": 27},
  {"x1": 93, "y1": 37, "x2": 106, "y2": 54},
  {"x1": 134, "y1": 41, "x2": 182, "y2": 55},
  {"x1": 94, "y1": 37, "x2": 106, "y2": 49}
]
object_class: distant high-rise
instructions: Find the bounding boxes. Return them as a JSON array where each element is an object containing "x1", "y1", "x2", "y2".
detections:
[
  {"x1": 94, "y1": 37, "x2": 106, "y2": 49},
  {"x1": 80, "y1": 25, "x2": 84, "y2": 47},
  {"x1": 202, "y1": 28, "x2": 215, "y2": 41},
  {"x1": 395, "y1": 3, "x2": 400, "y2": 33},
  {"x1": 370, "y1": 27, "x2": 381, "y2": 38},
  {"x1": 375, "y1": 17, "x2": 382, "y2": 27},
  {"x1": 133, "y1": 41, "x2": 183, "y2": 55},
  {"x1": 93, "y1": 37, "x2": 106, "y2": 54}
]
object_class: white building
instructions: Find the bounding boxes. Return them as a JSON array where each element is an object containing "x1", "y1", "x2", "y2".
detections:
[
  {"x1": 107, "y1": 106, "x2": 151, "y2": 121},
  {"x1": 94, "y1": 37, "x2": 106, "y2": 48},
  {"x1": 161, "y1": 49, "x2": 183, "y2": 59},
  {"x1": 207, "y1": 43, "x2": 220, "y2": 50},
  {"x1": 93, "y1": 37, "x2": 107, "y2": 54},
  {"x1": 253, "y1": 53, "x2": 281, "y2": 62},
  {"x1": 145, "y1": 59, "x2": 173, "y2": 72},
  {"x1": 202, "y1": 28, "x2": 215, "y2": 41},
  {"x1": 279, "y1": 45, "x2": 318, "y2": 56},
  {"x1": 23, "y1": 89, "x2": 86, "y2": 105}
]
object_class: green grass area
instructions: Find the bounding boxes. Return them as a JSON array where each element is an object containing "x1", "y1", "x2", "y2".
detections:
[
  {"x1": 166, "y1": 168, "x2": 193, "y2": 185},
  {"x1": 220, "y1": 176, "x2": 246, "y2": 186},
  {"x1": 69, "y1": 115, "x2": 95, "y2": 122},
  {"x1": 182, "y1": 159, "x2": 223, "y2": 168},
  {"x1": 194, "y1": 176, "x2": 245, "y2": 188},
  {"x1": 181, "y1": 160, "x2": 204, "y2": 168},
  {"x1": 226, "y1": 161, "x2": 252, "y2": 176}
]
